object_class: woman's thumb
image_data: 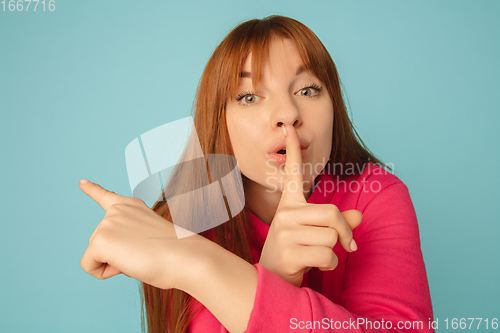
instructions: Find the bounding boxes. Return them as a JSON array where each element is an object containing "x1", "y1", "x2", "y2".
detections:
[
  {"x1": 101, "y1": 264, "x2": 128, "y2": 279},
  {"x1": 341, "y1": 210, "x2": 363, "y2": 230}
]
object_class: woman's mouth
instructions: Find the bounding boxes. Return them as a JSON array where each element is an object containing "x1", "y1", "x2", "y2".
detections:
[{"x1": 267, "y1": 147, "x2": 308, "y2": 165}]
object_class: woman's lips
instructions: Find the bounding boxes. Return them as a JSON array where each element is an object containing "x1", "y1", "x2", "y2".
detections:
[{"x1": 267, "y1": 147, "x2": 308, "y2": 165}]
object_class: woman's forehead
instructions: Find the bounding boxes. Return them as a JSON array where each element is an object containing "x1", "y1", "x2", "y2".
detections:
[{"x1": 240, "y1": 38, "x2": 303, "y2": 73}]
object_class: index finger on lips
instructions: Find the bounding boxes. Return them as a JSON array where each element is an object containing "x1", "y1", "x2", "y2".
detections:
[
  {"x1": 79, "y1": 179, "x2": 124, "y2": 211},
  {"x1": 281, "y1": 124, "x2": 306, "y2": 203}
]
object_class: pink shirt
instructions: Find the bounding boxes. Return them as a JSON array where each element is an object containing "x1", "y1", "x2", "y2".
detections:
[{"x1": 188, "y1": 162, "x2": 434, "y2": 332}]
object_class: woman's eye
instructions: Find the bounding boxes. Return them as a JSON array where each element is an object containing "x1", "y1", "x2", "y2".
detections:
[
  {"x1": 297, "y1": 87, "x2": 319, "y2": 97},
  {"x1": 242, "y1": 95, "x2": 259, "y2": 105},
  {"x1": 235, "y1": 84, "x2": 322, "y2": 106},
  {"x1": 235, "y1": 91, "x2": 261, "y2": 106}
]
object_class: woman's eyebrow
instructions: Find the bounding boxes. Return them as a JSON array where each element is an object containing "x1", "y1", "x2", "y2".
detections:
[{"x1": 238, "y1": 65, "x2": 305, "y2": 78}]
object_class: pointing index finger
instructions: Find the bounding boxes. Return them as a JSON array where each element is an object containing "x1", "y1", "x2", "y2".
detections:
[
  {"x1": 79, "y1": 179, "x2": 123, "y2": 211},
  {"x1": 281, "y1": 124, "x2": 306, "y2": 202}
]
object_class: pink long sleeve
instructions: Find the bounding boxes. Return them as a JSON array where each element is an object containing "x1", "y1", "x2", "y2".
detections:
[{"x1": 187, "y1": 163, "x2": 434, "y2": 332}]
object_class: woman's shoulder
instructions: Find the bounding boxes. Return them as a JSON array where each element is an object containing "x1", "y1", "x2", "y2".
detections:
[
  {"x1": 322, "y1": 161, "x2": 403, "y2": 190},
  {"x1": 318, "y1": 161, "x2": 409, "y2": 212},
  {"x1": 349, "y1": 161, "x2": 403, "y2": 190}
]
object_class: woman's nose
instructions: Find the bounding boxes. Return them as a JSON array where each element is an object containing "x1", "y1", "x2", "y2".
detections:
[{"x1": 270, "y1": 94, "x2": 303, "y2": 130}]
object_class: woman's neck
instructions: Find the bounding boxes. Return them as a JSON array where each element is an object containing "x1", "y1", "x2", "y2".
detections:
[{"x1": 244, "y1": 179, "x2": 314, "y2": 226}]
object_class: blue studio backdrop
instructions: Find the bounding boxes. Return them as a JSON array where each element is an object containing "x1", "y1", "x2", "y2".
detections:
[{"x1": 1, "y1": 1, "x2": 499, "y2": 332}]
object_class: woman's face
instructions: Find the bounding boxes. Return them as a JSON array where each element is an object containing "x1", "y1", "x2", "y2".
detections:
[{"x1": 226, "y1": 37, "x2": 333, "y2": 196}]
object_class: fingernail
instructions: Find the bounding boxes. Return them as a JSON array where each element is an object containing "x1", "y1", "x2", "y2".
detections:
[
  {"x1": 80, "y1": 179, "x2": 90, "y2": 184},
  {"x1": 350, "y1": 239, "x2": 357, "y2": 252},
  {"x1": 282, "y1": 124, "x2": 287, "y2": 137}
]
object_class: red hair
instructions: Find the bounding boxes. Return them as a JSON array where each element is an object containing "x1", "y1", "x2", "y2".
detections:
[{"x1": 139, "y1": 15, "x2": 388, "y2": 333}]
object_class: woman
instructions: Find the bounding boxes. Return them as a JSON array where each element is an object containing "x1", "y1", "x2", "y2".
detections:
[{"x1": 79, "y1": 15, "x2": 434, "y2": 332}]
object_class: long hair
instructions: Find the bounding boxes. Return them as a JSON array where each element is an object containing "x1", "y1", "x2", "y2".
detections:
[{"x1": 139, "y1": 15, "x2": 388, "y2": 333}]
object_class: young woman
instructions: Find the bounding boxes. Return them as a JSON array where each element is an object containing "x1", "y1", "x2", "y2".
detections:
[{"x1": 79, "y1": 15, "x2": 434, "y2": 333}]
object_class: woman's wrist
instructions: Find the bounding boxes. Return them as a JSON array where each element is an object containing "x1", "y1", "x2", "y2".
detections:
[
  {"x1": 171, "y1": 233, "x2": 216, "y2": 292},
  {"x1": 175, "y1": 235, "x2": 258, "y2": 333},
  {"x1": 175, "y1": 234, "x2": 252, "y2": 294}
]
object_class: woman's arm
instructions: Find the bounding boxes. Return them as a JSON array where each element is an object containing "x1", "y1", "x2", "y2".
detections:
[
  {"x1": 180, "y1": 181, "x2": 434, "y2": 333},
  {"x1": 78, "y1": 180, "x2": 257, "y2": 333},
  {"x1": 176, "y1": 238, "x2": 258, "y2": 333}
]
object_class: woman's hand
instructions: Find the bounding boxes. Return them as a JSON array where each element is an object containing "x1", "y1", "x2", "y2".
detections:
[
  {"x1": 79, "y1": 180, "x2": 205, "y2": 291},
  {"x1": 259, "y1": 125, "x2": 363, "y2": 287}
]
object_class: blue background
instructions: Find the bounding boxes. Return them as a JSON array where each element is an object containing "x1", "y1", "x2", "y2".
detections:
[{"x1": 1, "y1": 0, "x2": 499, "y2": 332}]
